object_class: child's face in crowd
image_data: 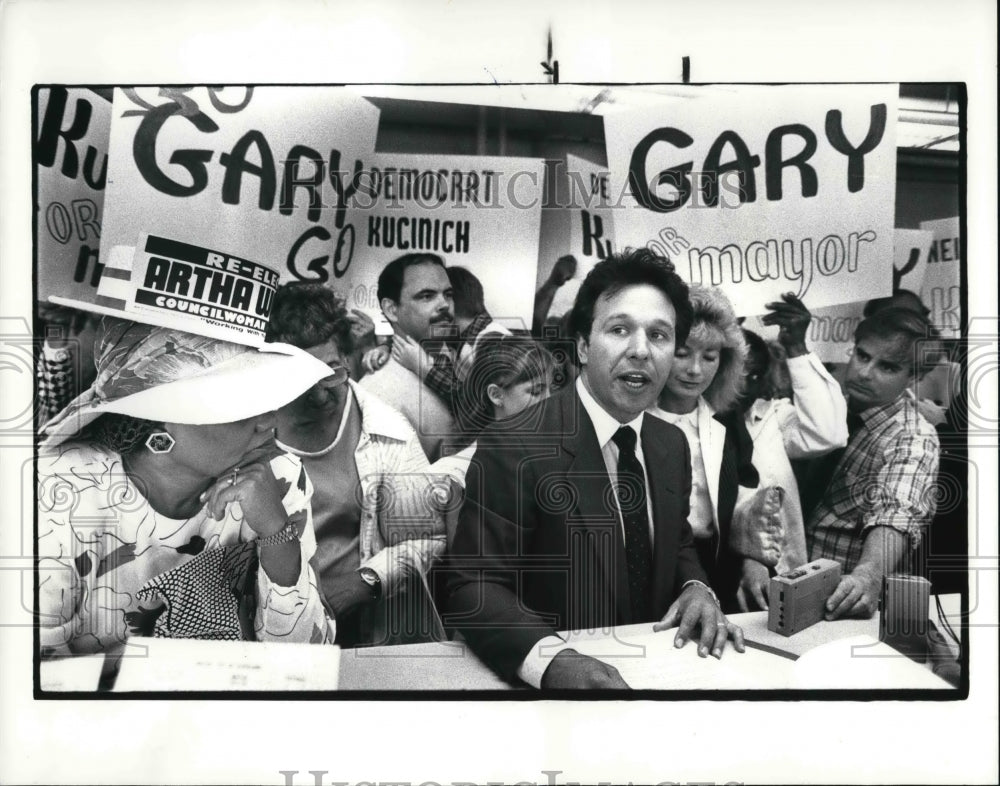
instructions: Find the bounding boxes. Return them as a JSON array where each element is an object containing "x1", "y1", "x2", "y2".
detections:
[{"x1": 492, "y1": 374, "x2": 552, "y2": 420}]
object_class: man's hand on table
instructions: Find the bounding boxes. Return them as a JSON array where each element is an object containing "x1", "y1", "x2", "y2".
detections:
[
  {"x1": 825, "y1": 565, "x2": 880, "y2": 620},
  {"x1": 539, "y1": 649, "x2": 630, "y2": 689},
  {"x1": 653, "y1": 582, "x2": 746, "y2": 659}
]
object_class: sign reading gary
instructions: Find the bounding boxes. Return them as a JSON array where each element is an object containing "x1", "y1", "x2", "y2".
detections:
[
  {"x1": 604, "y1": 85, "x2": 898, "y2": 315},
  {"x1": 100, "y1": 86, "x2": 379, "y2": 287},
  {"x1": 36, "y1": 87, "x2": 110, "y2": 302},
  {"x1": 117, "y1": 234, "x2": 278, "y2": 343}
]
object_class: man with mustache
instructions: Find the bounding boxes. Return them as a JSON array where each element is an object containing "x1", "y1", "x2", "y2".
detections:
[
  {"x1": 805, "y1": 306, "x2": 942, "y2": 620},
  {"x1": 268, "y1": 283, "x2": 447, "y2": 647},
  {"x1": 444, "y1": 249, "x2": 744, "y2": 689},
  {"x1": 359, "y1": 253, "x2": 461, "y2": 462}
]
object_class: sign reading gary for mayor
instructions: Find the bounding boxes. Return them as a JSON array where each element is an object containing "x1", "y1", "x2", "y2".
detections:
[
  {"x1": 742, "y1": 229, "x2": 935, "y2": 363},
  {"x1": 99, "y1": 86, "x2": 379, "y2": 287},
  {"x1": 604, "y1": 84, "x2": 898, "y2": 316},
  {"x1": 347, "y1": 153, "x2": 546, "y2": 332},
  {"x1": 97, "y1": 234, "x2": 279, "y2": 345},
  {"x1": 36, "y1": 87, "x2": 111, "y2": 302}
]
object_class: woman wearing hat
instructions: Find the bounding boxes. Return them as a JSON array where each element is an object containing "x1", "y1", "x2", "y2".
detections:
[{"x1": 37, "y1": 317, "x2": 338, "y2": 658}]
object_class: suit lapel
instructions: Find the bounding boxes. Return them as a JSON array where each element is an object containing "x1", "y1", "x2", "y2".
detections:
[
  {"x1": 560, "y1": 391, "x2": 631, "y2": 625},
  {"x1": 643, "y1": 417, "x2": 682, "y2": 618}
]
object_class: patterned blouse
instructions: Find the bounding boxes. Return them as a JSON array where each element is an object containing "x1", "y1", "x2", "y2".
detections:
[{"x1": 37, "y1": 443, "x2": 335, "y2": 657}]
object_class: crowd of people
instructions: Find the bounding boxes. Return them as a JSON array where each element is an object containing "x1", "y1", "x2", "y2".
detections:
[{"x1": 36, "y1": 247, "x2": 947, "y2": 689}]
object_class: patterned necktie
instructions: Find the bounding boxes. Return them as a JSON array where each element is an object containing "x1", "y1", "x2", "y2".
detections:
[{"x1": 611, "y1": 426, "x2": 653, "y2": 622}]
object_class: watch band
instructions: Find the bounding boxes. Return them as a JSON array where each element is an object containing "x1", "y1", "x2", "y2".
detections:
[{"x1": 256, "y1": 520, "x2": 299, "y2": 549}]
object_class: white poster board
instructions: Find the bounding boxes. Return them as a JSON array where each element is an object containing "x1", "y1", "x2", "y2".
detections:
[
  {"x1": 35, "y1": 87, "x2": 110, "y2": 302},
  {"x1": 604, "y1": 84, "x2": 898, "y2": 316},
  {"x1": 347, "y1": 153, "x2": 546, "y2": 331},
  {"x1": 893, "y1": 228, "x2": 934, "y2": 293},
  {"x1": 744, "y1": 228, "x2": 936, "y2": 362},
  {"x1": 99, "y1": 86, "x2": 379, "y2": 290},
  {"x1": 920, "y1": 216, "x2": 962, "y2": 338},
  {"x1": 534, "y1": 154, "x2": 617, "y2": 322}
]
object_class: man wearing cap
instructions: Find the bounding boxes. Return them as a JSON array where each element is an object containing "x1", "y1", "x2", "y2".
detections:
[
  {"x1": 268, "y1": 282, "x2": 448, "y2": 647},
  {"x1": 444, "y1": 249, "x2": 744, "y2": 689},
  {"x1": 358, "y1": 253, "x2": 460, "y2": 462}
]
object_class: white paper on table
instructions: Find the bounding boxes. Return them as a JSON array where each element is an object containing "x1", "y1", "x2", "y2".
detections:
[
  {"x1": 113, "y1": 638, "x2": 340, "y2": 692},
  {"x1": 565, "y1": 630, "x2": 797, "y2": 690},
  {"x1": 790, "y1": 635, "x2": 952, "y2": 690},
  {"x1": 39, "y1": 655, "x2": 106, "y2": 692}
]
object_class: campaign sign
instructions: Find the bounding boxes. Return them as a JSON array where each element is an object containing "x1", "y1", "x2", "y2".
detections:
[
  {"x1": 604, "y1": 84, "x2": 898, "y2": 315},
  {"x1": 100, "y1": 86, "x2": 379, "y2": 290},
  {"x1": 535, "y1": 154, "x2": 617, "y2": 322},
  {"x1": 742, "y1": 302, "x2": 865, "y2": 365},
  {"x1": 743, "y1": 229, "x2": 935, "y2": 362},
  {"x1": 36, "y1": 87, "x2": 111, "y2": 302},
  {"x1": 82, "y1": 234, "x2": 279, "y2": 345},
  {"x1": 920, "y1": 217, "x2": 961, "y2": 338},
  {"x1": 893, "y1": 229, "x2": 934, "y2": 293},
  {"x1": 347, "y1": 153, "x2": 546, "y2": 332}
]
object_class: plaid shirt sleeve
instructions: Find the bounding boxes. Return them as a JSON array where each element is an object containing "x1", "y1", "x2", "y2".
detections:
[
  {"x1": 422, "y1": 351, "x2": 460, "y2": 407},
  {"x1": 859, "y1": 429, "x2": 940, "y2": 546},
  {"x1": 422, "y1": 313, "x2": 494, "y2": 411},
  {"x1": 807, "y1": 397, "x2": 941, "y2": 572}
]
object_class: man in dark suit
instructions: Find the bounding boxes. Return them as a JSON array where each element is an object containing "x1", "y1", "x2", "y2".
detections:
[{"x1": 444, "y1": 249, "x2": 745, "y2": 689}]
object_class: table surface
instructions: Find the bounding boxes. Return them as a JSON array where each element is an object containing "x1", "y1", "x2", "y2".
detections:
[
  {"x1": 40, "y1": 596, "x2": 962, "y2": 692},
  {"x1": 337, "y1": 596, "x2": 962, "y2": 691}
]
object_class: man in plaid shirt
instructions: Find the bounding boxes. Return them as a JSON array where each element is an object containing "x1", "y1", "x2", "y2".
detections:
[{"x1": 806, "y1": 306, "x2": 941, "y2": 620}]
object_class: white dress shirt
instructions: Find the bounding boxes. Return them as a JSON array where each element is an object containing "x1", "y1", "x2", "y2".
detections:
[
  {"x1": 646, "y1": 406, "x2": 716, "y2": 540},
  {"x1": 518, "y1": 378, "x2": 694, "y2": 688}
]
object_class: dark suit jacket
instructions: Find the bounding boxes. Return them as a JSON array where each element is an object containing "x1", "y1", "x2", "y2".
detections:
[
  {"x1": 700, "y1": 407, "x2": 761, "y2": 611},
  {"x1": 443, "y1": 387, "x2": 708, "y2": 682}
]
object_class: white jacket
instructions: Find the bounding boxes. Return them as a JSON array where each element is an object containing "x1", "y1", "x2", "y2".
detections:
[{"x1": 746, "y1": 352, "x2": 848, "y2": 460}]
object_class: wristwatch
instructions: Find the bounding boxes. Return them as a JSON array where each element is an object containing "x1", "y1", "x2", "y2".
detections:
[
  {"x1": 358, "y1": 567, "x2": 383, "y2": 602},
  {"x1": 256, "y1": 520, "x2": 299, "y2": 548}
]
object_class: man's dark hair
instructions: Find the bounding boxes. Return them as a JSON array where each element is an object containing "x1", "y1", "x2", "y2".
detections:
[
  {"x1": 863, "y1": 288, "x2": 931, "y2": 319},
  {"x1": 568, "y1": 247, "x2": 693, "y2": 345},
  {"x1": 854, "y1": 306, "x2": 941, "y2": 378},
  {"x1": 447, "y1": 266, "x2": 486, "y2": 319},
  {"x1": 376, "y1": 253, "x2": 446, "y2": 305},
  {"x1": 266, "y1": 281, "x2": 354, "y2": 353}
]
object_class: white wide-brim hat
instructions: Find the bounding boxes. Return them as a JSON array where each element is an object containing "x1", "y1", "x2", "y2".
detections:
[{"x1": 41, "y1": 316, "x2": 333, "y2": 447}]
